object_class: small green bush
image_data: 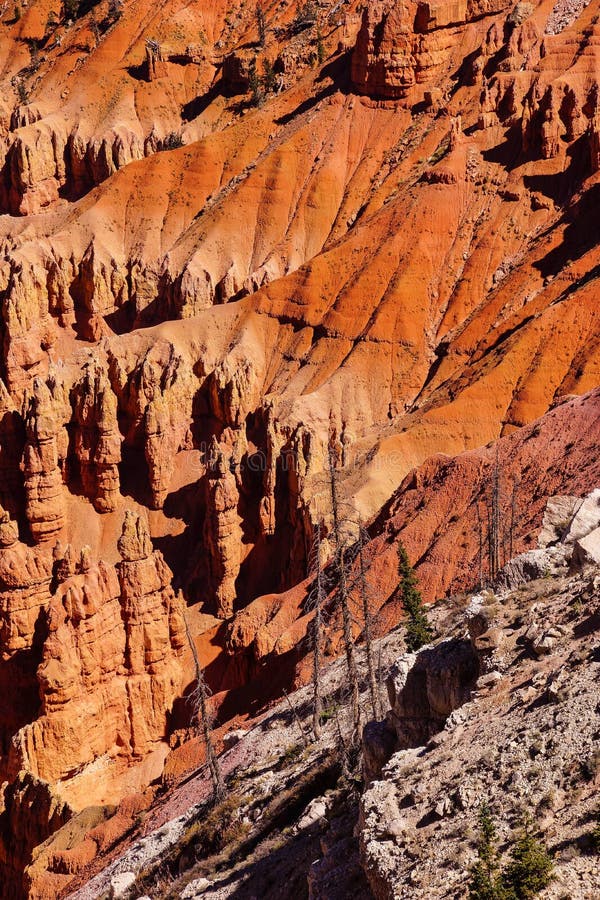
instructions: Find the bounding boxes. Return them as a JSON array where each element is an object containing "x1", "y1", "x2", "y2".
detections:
[{"x1": 161, "y1": 132, "x2": 184, "y2": 150}]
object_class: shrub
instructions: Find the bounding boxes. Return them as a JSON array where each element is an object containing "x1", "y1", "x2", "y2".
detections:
[
  {"x1": 316, "y1": 28, "x2": 326, "y2": 64},
  {"x1": 581, "y1": 749, "x2": 600, "y2": 782},
  {"x1": 161, "y1": 132, "x2": 184, "y2": 150},
  {"x1": 14, "y1": 77, "x2": 28, "y2": 104},
  {"x1": 46, "y1": 10, "x2": 59, "y2": 31},
  {"x1": 107, "y1": 0, "x2": 123, "y2": 24},
  {"x1": 191, "y1": 793, "x2": 248, "y2": 855}
]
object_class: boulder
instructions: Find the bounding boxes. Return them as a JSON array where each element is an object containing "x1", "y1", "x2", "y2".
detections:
[{"x1": 571, "y1": 526, "x2": 600, "y2": 570}]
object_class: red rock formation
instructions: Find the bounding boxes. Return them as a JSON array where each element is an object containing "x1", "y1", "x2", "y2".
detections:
[
  {"x1": 0, "y1": 773, "x2": 72, "y2": 900},
  {"x1": 72, "y1": 362, "x2": 121, "y2": 513},
  {"x1": 8, "y1": 512, "x2": 185, "y2": 786},
  {"x1": 0, "y1": 508, "x2": 52, "y2": 661},
  {"x1": 20, "y1": 378, "x2": 65, "y2": 543},
  {"x1": 0, "y1": 380, "x2": 25, "y2": 517},
  {"x1": 201, "y1": 438, "x2": 243, "y2": 619}
]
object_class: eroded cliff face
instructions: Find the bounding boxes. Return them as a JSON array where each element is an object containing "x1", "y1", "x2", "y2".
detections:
[
  {"x1": 0, "y1": 511, "x2": 186, "y2": 897},
  {"x1": 0, "y1": 0, "x2": 600, "y2": 894}
]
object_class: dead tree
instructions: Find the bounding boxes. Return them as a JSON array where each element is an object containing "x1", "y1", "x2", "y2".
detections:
[
  {"x1": 377, "y1": 645, "x2": 387, "y2": 719},
  {"x1": 357, "y1": 522, "x2": 380, "y2": 721},
  {"x1": 476, "y1": 498, "x2": 485, "y2": 588},
  {"x1": 308, "y1": 522, "x2": 327, "y2": 740},
  {"x1": 487, "y1": 449, "x2": 501, "y2": 580},
  {"x1": 184, "y1": 611, "x2": 224, "y2": 802},
  {"x1": 283, "y1": 689, "x2": 309, "y2": 748},
  {"x1": 328, "y1": 442, "x2": 361, "y2": 741}
]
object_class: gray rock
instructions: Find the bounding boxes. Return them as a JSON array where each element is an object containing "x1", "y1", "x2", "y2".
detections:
[
  {"x1": 363, "y1": 719, "x2": 398, "y2": 782},
  {"x1": 222, "y1": 728, "x2": 247, "y2": 749},
  {"x1": 110, "y1": 872, "x2": 136, "y2": 899},
  {"x1": 180, "y1": 878, "x2": 211, "y2": 898},
  {"x1": 496, "y1": 546, "x2": 569, "y2": 590},
  {"x1": 538, "y1": 495, "x2": 580, "y2": 547},
  {"x1": 571, "y1": 526, "x2": 600, "y2": 569},
  {"x1": 563, "y1": 489, "x2": 600, "y2": 544},
  {"x1": 386, "y1": 639, "x2": 479, "y2": 749}
]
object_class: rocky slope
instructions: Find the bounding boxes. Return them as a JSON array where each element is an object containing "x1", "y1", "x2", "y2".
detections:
[
  {"x1": 38, "y1": 495, "x2": 600, "y2": 899},
  {"x1": 1, "y1": 0, "x2": 600, "y2": 894},
  {"x1": 360, "y1": 501, "x2": 600, "y2": 899}
]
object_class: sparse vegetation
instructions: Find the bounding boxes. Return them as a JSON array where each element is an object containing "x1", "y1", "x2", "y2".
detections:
[
  {"x1": 469, "y1": 809, "x2": 553, "y2": 900},
  {"x1": 161, "y1": 131, "x2": 185, "y2": 151},
  {"x1": 292, "y1": 0, "x2": 317, "y2": 33}
]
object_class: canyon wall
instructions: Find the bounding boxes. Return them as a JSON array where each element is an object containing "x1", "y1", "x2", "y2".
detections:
[{"x1": 0, "y1": 0, "x2": 600, "y2": 894}]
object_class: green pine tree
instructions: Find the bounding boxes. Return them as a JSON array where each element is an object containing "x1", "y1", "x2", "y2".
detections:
[
  {"x1": 469, "y1": 804, "x2": 508, "y2": 900},
  {"x1": 316, "y1": 27, "x2": 326, "y2": 64},
  {"x1": 502, "y1": 817, "x2": 553, "y2": 899},
  {"x1": 248, "y1": 57, "x2": 263, "y2": 107},
  {"x1": 397, "y1": 541, "x2": 432, "y2": 651}
]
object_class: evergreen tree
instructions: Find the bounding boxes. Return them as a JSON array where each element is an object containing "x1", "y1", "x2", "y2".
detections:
[
  {"x1": 316, "y1": 27, "x2": 326, "y2": 64},
  {"x1": 255, "y1": 3, "x2": 267, "y2": 47},
  {"x1": 397, "y1": 541, "x2": 432, "y2": 651},
  {"x1": 469, "y1": 804, "x2": 507, "y2": 900},
  {"x1": 262, "y1": 59, "x2": 277, "y2": 94},
  {"x1": 502, "y1": 817, "x2": 553, "y2": 899},
  {"x1": 248, "y1": 57, "x2": 263, "y2": 107}
]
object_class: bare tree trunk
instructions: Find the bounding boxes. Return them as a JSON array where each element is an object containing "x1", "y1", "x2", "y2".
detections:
[
  {"x1": 358, "y1": 523, "x2": 379, "y2": 721},
  {"x1": 509, "y1": 474, "x2": 519, "y2": 562},
  {"x1": 377, "y1": 645, "x2": 387, "y2": 717},
  {"x1": 328, "y1": 445, "x2": 361, "y2": 740},
  {"x1": 310, "y1": 523, "x2": 326, "y2": 740},
  {"x1": 492, "y1": 449, "x2": 501, "y2": 577},
  {"x1": 476, "y1": 499, "x2": 484, "y2": 588},
  {"x1": 283, "y1": 689, "x2": 309, "y2": 747},
  {"x1": 184, "y1": 611, "x2": 224, "y2": 802}
]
